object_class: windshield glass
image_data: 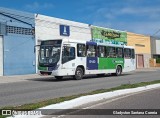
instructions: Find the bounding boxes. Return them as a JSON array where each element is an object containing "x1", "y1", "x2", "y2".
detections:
[{"x1": 39, "y1": 40, "x2": 62, "y2": 66}]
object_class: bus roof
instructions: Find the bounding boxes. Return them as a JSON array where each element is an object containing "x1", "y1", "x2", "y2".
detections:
[
  {"x1": 124, "y1": 45, "x2": 135, "y2": 49},
  {"x1": 41, "y1": 38, "x2": 135, "y2": 49}
]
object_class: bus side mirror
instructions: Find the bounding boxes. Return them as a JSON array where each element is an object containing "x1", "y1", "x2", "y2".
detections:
[{"x1": 34, "y1": 45, "x2": 40, "y2": 53}]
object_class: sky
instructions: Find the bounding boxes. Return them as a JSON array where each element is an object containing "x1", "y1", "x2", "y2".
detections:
[{"x1": 1, "y1": 0, "x2": 160, "y2": 36}]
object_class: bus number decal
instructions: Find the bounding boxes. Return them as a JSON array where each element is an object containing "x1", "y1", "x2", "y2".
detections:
[
  {"x1": 89, "y1": 60, "x2": 96, "y2": 63},
  {"x1": 87, "y1": 57, "x2": 98, "y2": 70}
]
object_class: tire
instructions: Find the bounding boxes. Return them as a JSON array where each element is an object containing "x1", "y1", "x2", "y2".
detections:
[
  {"x1": 116, "y1": 66, "x2": 122, "y2": 76},
  {"x1": 113, "y1": 66, "x2": 122, "y2": 76},
  {"x1": 74, "y1": 67, "x2": 83, "y2": 80},
  {"x1": 55, "y1": 76, "x2": 63, "y2": 80}
]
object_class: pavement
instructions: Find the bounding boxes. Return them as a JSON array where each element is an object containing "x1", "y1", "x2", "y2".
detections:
[
  {"x1": 1, "y1": 67, "x2": 159, "y2": 118},
  {"x1": 135, "y1": 67, "x2": 160, "y2": 72},
  {"x1": 0, "y1": 67, "x2": 160, "y2": 84},
  {"x1": 0, "y1": 74, "x2": 53, "y2": 84}
]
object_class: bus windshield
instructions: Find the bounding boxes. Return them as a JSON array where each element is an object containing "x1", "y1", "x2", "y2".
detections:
[{"x1": 39, "y1": 40, "x2": 62, "y2": 66}]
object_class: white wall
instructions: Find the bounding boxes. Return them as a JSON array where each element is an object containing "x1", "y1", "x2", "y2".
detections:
[
  {"x1": 35, "y1": 14, "x2": 91, "y2": 41},
  {"x1": 35, "y1": 14, "x2": 92, "y2": 72},
  {"x1": 156, "y1": 40, "x2": 160, "y2": 54},
  {"x1": 0, "y1": 36, "x2": 3, "y2": 76}
]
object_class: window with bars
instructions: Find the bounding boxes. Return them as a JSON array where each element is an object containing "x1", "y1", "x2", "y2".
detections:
[{"x1": 6, "y1": 26, "x2": 33, "y2": 35}]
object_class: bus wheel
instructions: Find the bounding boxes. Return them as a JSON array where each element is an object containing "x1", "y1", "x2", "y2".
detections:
[
  {"x1": 55, "y1": 76, "x2": 63, "y2": 80},
  {"x1": 75, "y1": 67, "x2": 83, "y2": 80},
  {"x1": 115, "y1": 66, "x2": 122, "y2": 76}
]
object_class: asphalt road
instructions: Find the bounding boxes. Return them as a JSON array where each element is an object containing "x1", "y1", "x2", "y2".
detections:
[
  {"x1": 0, "y1": 70, "x2": 160, "y2": 107},
  {"x1": 59, "y1": 87, "x2": 160, "y2": 118}
]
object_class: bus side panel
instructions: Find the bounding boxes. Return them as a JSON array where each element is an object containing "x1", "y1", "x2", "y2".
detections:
[
  {"x1": 86, "y1": 57, "x2": 98, "y2": 70},
  {"x1": 99, "y1": 58, "x2": 124, "y2": 70},
  {"x1": 98, "y1": 58, "x2": 108, "y2": 69},
  {"x1": 123, "y1": 58, "x2": 136, "y2": 72},
  {"x1": 86, "y1": 41, "x2": 98, "y2": 70}
]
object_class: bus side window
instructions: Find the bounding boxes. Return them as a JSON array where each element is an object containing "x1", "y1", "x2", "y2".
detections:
[
  {"x1": 124, "y1": 48, "x2": 131, "y2": 58},
  {"x1": 131, "y1": 49, "x2": 135, "y2": 59},
  {"x1": 106, "y1": 47, "x2": 116, "y2": 58},
  {"x1": 106, "y1": 46, "x2": 109, "y2": 58},
  {"x1": 116, "y1": 47, "x2": 123, "y2": 58},
  {"x1": 77, "y1": 44, "x2": 86, "y2": 57},
  {"x1": 98, "y1": 46, "x2": 105, "y2": 57},
  {"x1": 87, "y1": 45, "x2": 96, "y2": 57}
]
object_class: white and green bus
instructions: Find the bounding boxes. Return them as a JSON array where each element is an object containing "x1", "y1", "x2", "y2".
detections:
[{"x1": 38, "y1": 38, "x2": 136, "y2": 80}]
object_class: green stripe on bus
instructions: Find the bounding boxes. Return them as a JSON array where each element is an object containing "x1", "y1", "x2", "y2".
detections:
[{"x1": 98, "y1": 58, "x2": 124, "y2": 69}]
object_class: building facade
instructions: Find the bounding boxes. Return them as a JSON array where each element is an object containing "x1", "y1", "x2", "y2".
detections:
[
  {"x1": 127, "y1": 32, "x2": 151, "y2": 68},
  {"x1": 1, "y1": 7, "x2": 159, "y2": 76},
  {"x1": 0, "y1": 7, "x2": 35, "y2": 76},
  {"x1": 150, "y1": 36, "x2": 160, "y2": 58}
]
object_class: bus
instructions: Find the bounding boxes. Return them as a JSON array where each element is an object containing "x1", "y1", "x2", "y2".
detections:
[{"x1": 38, "y1": 38, "x2": 136, "y2": 80}]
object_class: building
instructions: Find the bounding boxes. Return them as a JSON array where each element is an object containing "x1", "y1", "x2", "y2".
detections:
[
  {"x1": 127, "y1": 32, "x2": 151, "y2": 68},
  {"x1": 0, "y1": 7, "x2": 91, "y2": 75},
  {"x1": 150, "y1": 36, "x2": 160, "y2": 58},
  {"x1": 0, "y1": 7, "x2": 159, "y2": 76},
  {"x1": 0, "y1": 7, "x2": 35, "y2": 76}
]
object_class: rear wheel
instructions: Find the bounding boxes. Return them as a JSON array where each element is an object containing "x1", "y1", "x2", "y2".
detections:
[
  {"x1": 74, "y1": 67, "x2": 83, "y2": 80},
  {"x1": 55, "y1": 76, "x2": 63, "y2": 80},
  {"x1": 113, "y1": 66, "x2": 122, "y2": 76}
]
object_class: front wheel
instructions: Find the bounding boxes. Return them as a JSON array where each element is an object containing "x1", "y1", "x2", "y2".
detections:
[{"x1": 74, "y1": 67, "x2": 83, "y2": 80}]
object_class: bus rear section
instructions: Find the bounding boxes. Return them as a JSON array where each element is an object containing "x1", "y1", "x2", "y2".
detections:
[{"x1": 123, "y1": 47, "x2": 136, "y2": 72}]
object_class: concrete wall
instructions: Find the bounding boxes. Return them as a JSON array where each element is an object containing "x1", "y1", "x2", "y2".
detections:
[
  {"x1": 150, "y1": 37, "x2": 157, "y2": 56},
  {"x1": 150, "y1": 36, "x2": 160, "y2": 58},
  {"x1": 35, "y1": 14, "x2": 91, "y2": 41},
  {"x1": 0, "y1": 7, "x2": 35, "y2": 75},
  {"x1": 127, "y1": 32, "x2": 151, "y2": 54},
  {"x1": 143, "y1": 53, "x2": 151, "y2": 68},
  {"x1": 155, "y1": 40, "x2": 160, "y2": 54}
]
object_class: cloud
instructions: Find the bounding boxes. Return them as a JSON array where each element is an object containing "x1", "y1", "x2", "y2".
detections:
[
  {"x1": 87, "y1": 1, "x2": 160, "y2": 36},
  {"x1": 25, "y1": 2, "x2": 54, "y2": 11},
  {"x1": 93, "y1": 20, "x2": 160, "y2": 36},
  {"x1": 92, "y1": 5, "x2": 160, "y2": 21},
  {"x1": 120, "y1": 7, "x2": 160, "y2": 19}
]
